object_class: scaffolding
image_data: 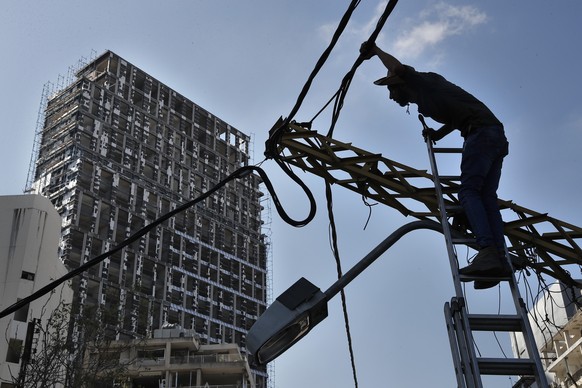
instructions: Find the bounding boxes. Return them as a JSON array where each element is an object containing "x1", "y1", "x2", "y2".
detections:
[{"x1": 25, "y1": 50, "x2": 97, "y2": 193}]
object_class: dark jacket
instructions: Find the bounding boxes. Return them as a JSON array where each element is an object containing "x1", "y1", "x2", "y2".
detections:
[{"x1": 401, "y1": 67, "x2": 502, "y2": 137}]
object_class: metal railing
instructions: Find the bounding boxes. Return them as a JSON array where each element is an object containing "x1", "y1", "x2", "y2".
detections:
[
  {"x1": 169, "y1": 353, "x2": 244, "y2": 365},
  {"x1": 134, "y1": 353, "x2": 245, "y2": 366}
]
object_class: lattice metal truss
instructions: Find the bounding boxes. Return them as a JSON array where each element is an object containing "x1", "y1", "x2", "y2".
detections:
[{"x1": 274, "y1": 122, "x2": 582, "y2": 289}]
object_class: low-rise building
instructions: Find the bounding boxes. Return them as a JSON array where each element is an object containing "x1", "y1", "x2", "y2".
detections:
[
  {"x1": 511, "y1": 281, "x2": 582, "y2": 387},
  {"x1": 87, "y1": 325, "x2": 254, "y2": 388},
  {"x1": 539, "y1": 309, "x2": 582, "y2": 387}
]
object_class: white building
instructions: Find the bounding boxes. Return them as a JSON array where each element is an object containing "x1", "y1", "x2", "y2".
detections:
[
  {"x1": 0, "y1": 194, "x2": 72, "y2": 388},
  {"x1": 511, "y1": 281, "x2": 582, "y2": 387}
]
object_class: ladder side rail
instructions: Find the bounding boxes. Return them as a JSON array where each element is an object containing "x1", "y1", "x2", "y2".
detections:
[
  {"x1": 425, "y1": 139, "x2": 465, "y2": 297},
  {"x1": 505, "y1": 271, "x2": 550, "y2": 387},
  {"x1": 426, "y1": 140, "x2": 485, "y2": 387},
  {"x1": 450, "y1": 299, "x2": 483, "y2": 388},
  {"x1": 444, "y1": 302, "x2": 468, "y2": 388}
]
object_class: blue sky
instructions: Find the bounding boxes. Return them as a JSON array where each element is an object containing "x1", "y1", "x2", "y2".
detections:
[{"x1": 2, "y1": 1, "x2": 581, "y2": 387}]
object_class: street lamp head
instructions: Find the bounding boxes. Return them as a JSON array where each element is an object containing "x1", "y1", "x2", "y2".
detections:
[{"x1": 246, "y1": 277, "x2": 328, "y2": 366}]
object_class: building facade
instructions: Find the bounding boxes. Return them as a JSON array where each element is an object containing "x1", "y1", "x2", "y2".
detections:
[
  {"x1": 0, "y1": 194, "x2": 73, "y2": 388},
  {"x1": 29, "y1": 51, "x2": 269, "y2": 385}
]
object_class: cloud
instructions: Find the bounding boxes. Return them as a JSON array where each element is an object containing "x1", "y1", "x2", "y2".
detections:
[
  {"x1": 392, "y1": 3, "x2": 487, "y2": 60},
  {"x1": 317, "y1": 1, "x2": 394, "y2": 46},
  {"x1": 315, "y1": 2, "x2": 487, "y2": 67}
]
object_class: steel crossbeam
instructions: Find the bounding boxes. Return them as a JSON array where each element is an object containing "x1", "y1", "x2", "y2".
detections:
[{"x1": 274, "y1": 123, "x2": 582, "y2": 288}]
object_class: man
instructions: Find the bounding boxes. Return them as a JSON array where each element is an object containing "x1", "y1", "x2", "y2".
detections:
[{"x1": 360, "y1": 42, "x2": 511, "y2": 289}]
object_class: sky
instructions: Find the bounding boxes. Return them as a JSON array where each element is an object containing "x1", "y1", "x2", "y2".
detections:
[{"x1": 1, "y1": 1, "x2": 582, "y2": 387}]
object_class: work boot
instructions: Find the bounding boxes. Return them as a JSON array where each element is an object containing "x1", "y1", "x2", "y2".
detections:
[
  {"x1": 459, "y1": 247, "x2": 509, "y2": 277},
  {"x1": 473, "y1": 254, "x2": 513, "y2": 289},
  {"x1": 474, "y1": 279, "x2": 501, "y2": 290}
]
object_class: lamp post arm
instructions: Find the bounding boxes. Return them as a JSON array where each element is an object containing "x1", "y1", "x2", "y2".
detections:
[
  {"x1": 324, "y1": 220, "x2": 446, "y2": 300},
  {"x1": 246, "y1": 219, "x2": 464, "y2": 365}
]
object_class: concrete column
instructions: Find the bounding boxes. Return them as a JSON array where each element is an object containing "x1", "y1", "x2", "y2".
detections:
[{"x1": 196, "y1": 368, "x2": 202, "y2": 386}]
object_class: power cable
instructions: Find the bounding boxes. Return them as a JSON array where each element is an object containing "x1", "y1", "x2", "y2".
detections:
[
  {"x1": 266, "y1": 0, "x2": 399, "y2": 151},
  {"x1": 327, "y1": 0, "x2": 399, "y2": 138},
  {"x1": 265, "y1": 0, "x2": 400, "y2": 232},
  {"x1": 325, "y1": 180, "x2": 359, "y2": 388},
  {"x1": 0, "y1": 163, "x2": 310, "y2": 320},
  {"x1": 264, "y1": 2, "x2": 398, "y2": 385},
  {"x1": 264, "y1": 0, "x2": 364, "y2": 160}
]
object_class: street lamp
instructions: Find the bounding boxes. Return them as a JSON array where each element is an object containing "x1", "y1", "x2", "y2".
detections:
[
  {"x1": 247, "y1": 220, "x2": 444, "y2": 366},
  {"x1": 245, "y1": 277, "x2": 328, "y2": 365}
]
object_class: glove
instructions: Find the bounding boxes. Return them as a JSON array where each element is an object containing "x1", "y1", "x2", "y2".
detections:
[{"x1": 359, "y1": 41, "x2": 376, "y2": 60}]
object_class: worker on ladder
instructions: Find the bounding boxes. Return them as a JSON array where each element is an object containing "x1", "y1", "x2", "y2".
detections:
[{"x1": 360, "y1": 42, "x2": 511, "y2": 289}]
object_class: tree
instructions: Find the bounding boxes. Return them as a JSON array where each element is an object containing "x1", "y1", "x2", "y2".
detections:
[
  {"x1": 7, "y1": 300, "x2": 141, "y2": 388},
  {"x1": 21, "y1": 303, "x2": 70, "y2": 387}
]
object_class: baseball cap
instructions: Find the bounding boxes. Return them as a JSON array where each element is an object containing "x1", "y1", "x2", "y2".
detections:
[
  {"x1": 373, "y1": 65, "x2": 414, "y2": 86},
  {"x1": 373, "y1": 73, "x2": 405, "y2": 86}
]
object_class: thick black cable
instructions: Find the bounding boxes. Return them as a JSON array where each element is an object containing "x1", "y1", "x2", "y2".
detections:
[
  {"x1": 272, "y1": 158, "x2": 317, "y2": 227},
  {"x1": 327, "y1": 0, "x2": 399, "y2": 138},
  {"x1": 264, "y1": 0, "x2": 400, "y2": 233},
  {"x1": 285, "y1": 0, "x2": 362, "y2": 125},
  {"x1": 265, "y1": 0, "x2": 400, "y2": 233},
  {"x1": 264, "y1": 0, "x2": 364, "y2": 159},
  {"x1": 0, "y1": 164, "x2": 311, "y2": 319},
  {"x1": 325, "y1": 180, "x2": 359, "y2": 388},
  {"x1": 309, "y1": 89, "x2": 341, "y2": 124}
]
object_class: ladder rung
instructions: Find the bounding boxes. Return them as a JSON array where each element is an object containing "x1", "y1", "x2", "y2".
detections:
[
  {"x1": 433, "y1": 147, "x2": 463, "y2": 153},
  {"x1": 468, "y1": 314, "x2": 522, "y2": 332},
  {"x1": 409, "y1": 211, "x2": 439, "y2": 218},
  {"x1": 445, "y1": 204, "x2": 463, "y2": 212},
  {"x1": 477, "y1": 357, "x2": 536, "y2": 376},
  {"x1": 439, "y1": 175, "x2": 461, "y2": 181},
  {"x1": 459, "y1": 273, "x2": 511, "y2": 283},
  {"x1": 451, "y1": 237, "x2": 475, "y2": 245}
]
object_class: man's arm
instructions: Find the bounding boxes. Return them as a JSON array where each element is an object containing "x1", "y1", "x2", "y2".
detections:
[
  {"x1": 360, "y1": 42, "x2": 405, "y2": 74},
  {"x1": 424, "y1": 124, "x2": 455, "y2": 142}
]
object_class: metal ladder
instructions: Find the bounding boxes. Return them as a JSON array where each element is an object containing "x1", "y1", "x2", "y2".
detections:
[{"x1": 422, "y1": 121, "x2": 549, "y2": 387}]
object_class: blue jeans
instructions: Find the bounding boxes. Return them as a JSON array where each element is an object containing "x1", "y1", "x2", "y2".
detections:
[{"x1": 458, "y1": 125, "x2": 509, "y2": 251}]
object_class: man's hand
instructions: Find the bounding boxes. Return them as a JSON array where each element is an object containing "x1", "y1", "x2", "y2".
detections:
[
  {"x1": 422, "y1": 127, "x2": 438, "y2": 144},
  {"x1": 359, "y1": 41, "x2": 376, "y2": 60},
  {"x1": 419, "y1": 114, "x2": 437, "y2": 144}
]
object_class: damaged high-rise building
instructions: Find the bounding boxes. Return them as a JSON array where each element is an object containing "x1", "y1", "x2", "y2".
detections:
[{"x1": 28, "y1": 51, "x2": 270, "y2": 386}]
